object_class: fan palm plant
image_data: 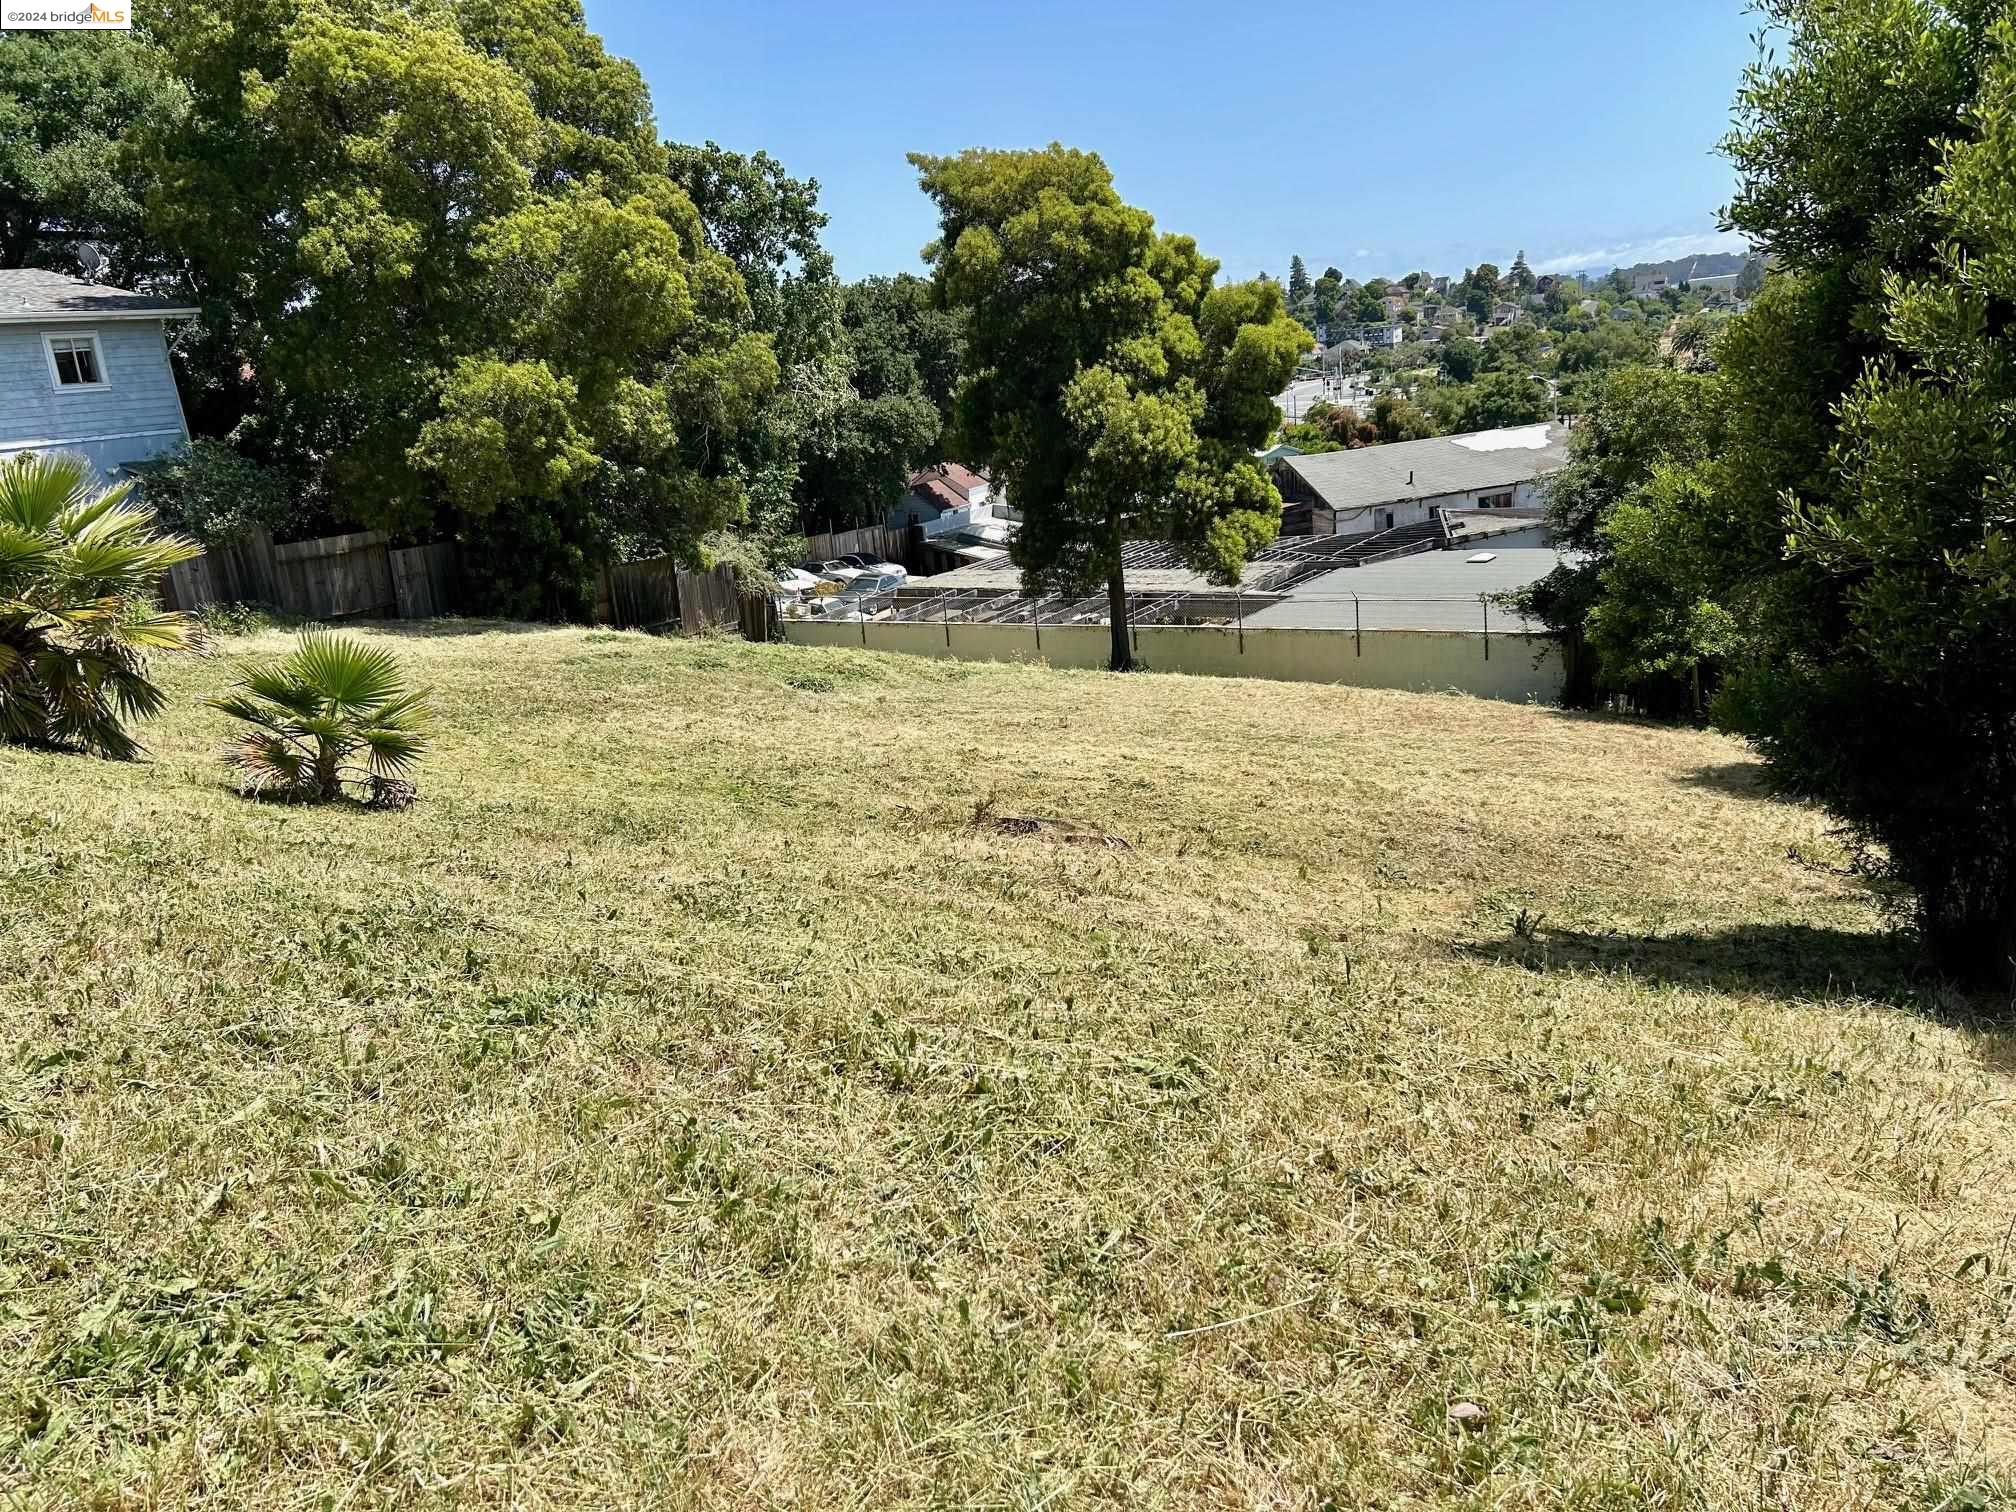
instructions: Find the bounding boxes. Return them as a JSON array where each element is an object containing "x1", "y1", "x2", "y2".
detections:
[
  {"x1": 210, "y1": 632, "x2": 431, "y2": 806},
  {"x1": 0, "y1": 451, "x2": 200, "y2": 759}
]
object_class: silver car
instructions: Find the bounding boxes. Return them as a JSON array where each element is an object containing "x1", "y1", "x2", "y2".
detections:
[{"x1": 821, "y1": 571, "x2": 905, "y2": 618}]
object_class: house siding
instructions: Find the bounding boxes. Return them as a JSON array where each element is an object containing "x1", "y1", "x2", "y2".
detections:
[
  {"x1": 0, "y1": 320, "x2": 188, "y2": 477},
  {"x1": 1312, "y1": 479, "x2": 1551, "y2": 537}
]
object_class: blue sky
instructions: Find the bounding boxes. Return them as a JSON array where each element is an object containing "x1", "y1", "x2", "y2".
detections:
[{"x1": 585, "y1": 0, "x2": 1761, "y2": 284}]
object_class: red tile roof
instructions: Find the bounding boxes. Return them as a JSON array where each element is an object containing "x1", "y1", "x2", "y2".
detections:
[
  {"x1": 912, "y1": 478, "x2": 967, "y2": 513},
  {"x1": 908, "y1": 462, "x2": 988, "y2": 499}
]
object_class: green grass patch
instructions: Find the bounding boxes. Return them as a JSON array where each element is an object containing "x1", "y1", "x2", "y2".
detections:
[{"x1": 1, "y1": 624, "x2": 2012, "y2": 1508}]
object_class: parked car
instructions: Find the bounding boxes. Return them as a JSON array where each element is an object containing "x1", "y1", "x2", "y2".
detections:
[
  {"x1": 809, "y1": 559, "x2": 867, "y2": 585},
  {"x1": 838, "y1": 553, "x2": 908, "y2": 583},
  {"x1": 821, "y1": 571, "x2": 905, "y2": 616},
  {"x1": 772, "y1": 566, "x2": 822, "y2": 596}
]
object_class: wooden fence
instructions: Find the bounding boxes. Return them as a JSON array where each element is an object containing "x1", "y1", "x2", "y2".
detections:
[
  {"x1": 598, "y1": 558, "x2": 758, "y2": 635},
  {"x1": 802, "y1": 523, "x2": 918, "y2": 569},
  {"x1": 157, "y1": 526, "x2": 779, "y2": 640},
  {"x1": 158, "y1": 528, "x2": 461, "y2": 621}
]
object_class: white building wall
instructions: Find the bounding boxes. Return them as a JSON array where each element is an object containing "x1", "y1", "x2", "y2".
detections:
[{"x1": 1314, "y1": 477, "x2": 1548, "y2": 536}]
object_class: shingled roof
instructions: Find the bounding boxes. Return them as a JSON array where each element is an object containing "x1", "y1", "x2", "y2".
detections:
[
  {"x1": 0, "y1": 269, "x2": 198, "y2": 324},
  {"x1": 1274, "y1": 423, "x2": 1570, "y2": 517}
]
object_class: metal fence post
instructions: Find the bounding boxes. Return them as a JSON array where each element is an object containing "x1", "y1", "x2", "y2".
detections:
[
  {"x1": 942, "y1": 594, "x2": 951, "y2": 649},
  {"x1": 1353, "y1": 594, "x2": 1362, "y2": 657},
  {"x1": 860, "y1": 611, "x2": 868, "y2": 648},
  {"x1": 1032, "y1": 596, "x2": 1041, "y2": 654},
  {"x1": 1481, "y1": 594, "x2": 1490, "y2": 660},
  {"x1": 1236, "y1": 590, "x2": 1245, "y2": 654}
]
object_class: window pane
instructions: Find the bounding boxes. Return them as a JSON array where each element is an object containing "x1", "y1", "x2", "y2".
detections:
[{"x1": 51, "y1": 338, "x2": 100, "y2": 385}]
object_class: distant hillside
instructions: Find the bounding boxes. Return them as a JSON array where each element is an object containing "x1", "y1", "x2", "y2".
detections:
[{"x1": 1581, "y1": 250, "x2": 1751, "y2": 284}]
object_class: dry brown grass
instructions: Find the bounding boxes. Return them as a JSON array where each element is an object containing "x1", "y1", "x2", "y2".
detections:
[{"x1": 1, "y1": 623, "x2": 2012, "y2": 1510}]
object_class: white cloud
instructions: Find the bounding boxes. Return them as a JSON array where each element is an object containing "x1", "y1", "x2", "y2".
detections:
[
  {"x1": 1533, "y1": 227, "x2": 1750, "y2": 276},
  {"x1": 1353, "y1": 248, "x2": 1370, "y2": 258}
]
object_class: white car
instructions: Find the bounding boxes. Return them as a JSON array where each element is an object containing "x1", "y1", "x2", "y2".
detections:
[
  {"x1": 810, "y1": 559, "x2": 868, "y2": 585},
  {"x1": 772, "y1": 566, "x2": 822, "y2": 595},
  {"x1": 837, "y1": 553, "x2": 909, "y2": 584}
]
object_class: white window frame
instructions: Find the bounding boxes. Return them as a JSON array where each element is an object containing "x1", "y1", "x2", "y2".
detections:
[{"x1": 42, "y1": 330, "x2": 111, "y2": 392}]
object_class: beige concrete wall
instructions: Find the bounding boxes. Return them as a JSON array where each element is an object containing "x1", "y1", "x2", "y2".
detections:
[{"x1": 779, "y1": 618, "x2": 1564, "y2": 702}]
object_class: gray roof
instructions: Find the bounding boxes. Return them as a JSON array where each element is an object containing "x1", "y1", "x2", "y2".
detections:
[
  {"x1": 1243, "y1": 542, "x2": 1576, "y2": 632},
  {"x1": 1277, "y1": 423, "x2": 1570, "y2": 516},
  {"x1": 0, "y1": 269, "x2": 198, "y2": 324}
]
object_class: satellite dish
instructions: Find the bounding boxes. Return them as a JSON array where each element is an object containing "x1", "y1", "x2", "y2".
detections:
[{"x1": 77, "y1": 244, "x2": 107, "y2": 278}]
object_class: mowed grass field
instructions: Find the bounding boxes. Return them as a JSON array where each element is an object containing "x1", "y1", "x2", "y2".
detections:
[{"x1": 3, "y1": 624, "x2": 2014, "y2": 1510}]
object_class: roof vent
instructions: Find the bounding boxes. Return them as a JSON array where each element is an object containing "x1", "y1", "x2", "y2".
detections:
[{"x1": 1466, "y1": 552, "x2": 1498, "y2": 563}]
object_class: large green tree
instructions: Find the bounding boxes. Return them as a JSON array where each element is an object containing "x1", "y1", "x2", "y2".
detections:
[
  {"x1": 1312, "y1": 265, "x2": 1343, "y2": 330},
  {"x1": 140, "y1": 0, "x2": 776, "y2": 614},
  {"x1": 0, "y1": 34, "x2": 182, "y2": 277},
  {"x1": 1705, "y1": 0, "x2": 2016, "y2": 979},
  {"x1": 911, "y1": 145, "x2": 1307, "y2": 671},
  {"x1": 667, "y1": 138, "x2": 845, "y2": 561},
  {"x1": 796, "y1": 275, "x2": 963, "y2": 531},
  {"x1": 1507, "y1": 366, "x2": 1730, "y2": 709},
  {"x1": 1429, "y1": 369, "x2": 1551, "y2": 432},
  {"x1": 1554, "y1": 0, "x2": 2016, "y2": 979}
]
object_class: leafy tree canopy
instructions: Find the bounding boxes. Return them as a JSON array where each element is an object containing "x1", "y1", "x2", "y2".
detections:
[
  {"x1": 795, "y1": 274, "x2": 963, "y2": 532},
  {"x1": 0, "y1": 33, "x2": 183, "y2": 278},
  {"x1": 138, "y1": 0, "x2": 777, "y2": 613},
  {"x1": 911, "y1": 143, "x2": 1306, "y2": 670},
  {"x1": 1552, "y1": 0, "x2": 2016, "y2": 979}
]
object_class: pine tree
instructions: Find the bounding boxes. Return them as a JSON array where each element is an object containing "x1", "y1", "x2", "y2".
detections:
[{"x1": 910, "y1": 145, "x2": 1308, "y2": 672}]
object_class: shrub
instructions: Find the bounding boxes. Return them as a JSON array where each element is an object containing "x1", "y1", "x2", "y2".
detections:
[
  {"x1": 0, "y1": 452, "x2": 198, "y2": 759},
  {"x1": 209, "y1": 632, "x2": 431, "y2": 806},
  {"x1": 128, "y1": 439, "x2": 304, "y2": 547}
]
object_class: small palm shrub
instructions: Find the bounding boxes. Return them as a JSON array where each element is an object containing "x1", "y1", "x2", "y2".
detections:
[
  {"x1": 210, "y1": 632, "x2": 431, "y2": 806},
  {"x1": 0, "y1": 451, "x2": 200, "y2": 759}
]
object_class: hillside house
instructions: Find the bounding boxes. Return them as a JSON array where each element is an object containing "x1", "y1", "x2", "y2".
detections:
[
  {"x1": 0, "y1": 269, "x2": 195, "y2": 479},
  {"x1": 1330, "y1": 322, "x2": 1405, "y2": 349},
  {"x1": 1685, "y1": 271, "x2": 1742, "y2": 305},
  {"x1": 1271, "y1": 422, "x2": 1570, "y2": 537},
  {"x1": 891, "y1": 462, "x2": 995, "y2": 532}
]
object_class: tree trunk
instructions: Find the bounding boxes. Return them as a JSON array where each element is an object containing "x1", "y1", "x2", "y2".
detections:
[
  {"x1": 315, "y1": 742, "x2": 343, "y2": 803},
  {"x1": 1107, "y1": 564, "x2": 1132, "y2": 672}
]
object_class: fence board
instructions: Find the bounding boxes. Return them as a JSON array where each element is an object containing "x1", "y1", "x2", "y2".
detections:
[
  {"x1": 389, "y1": 542, "x2": 456, "y2": 620},
  {"x1": 675, "y1": 562, "x2": 741, "y2": 634},
  {"x1": 606, "y1": 557, "x2": 678, "y2": 630},
  {"x1": 155, "y1": 527, "x2": 457, "y2": 622},
  {"x1": 803, "y1": 524, "x2": 917, "y2": 569},
  {"x1": 739, "y1": 590, "x2": 778, "y2": 642},
  {"x1": 273, "y1": 529, "x2": 389, "y2": 564}
]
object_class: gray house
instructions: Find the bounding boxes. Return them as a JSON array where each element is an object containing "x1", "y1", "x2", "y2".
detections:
[
  {"x1": 1272, "y1": 422, "x2": 1571, "y2": 536},
  {"x1": 0, "y1": 269, "x2": 196, "y2": 479}
]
